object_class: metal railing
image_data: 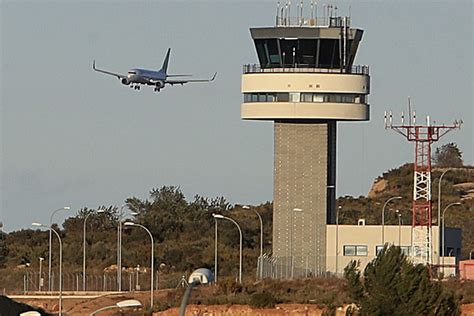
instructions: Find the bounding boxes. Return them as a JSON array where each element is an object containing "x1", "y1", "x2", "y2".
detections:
[
  {"x1": 258, "y1": 255, "x2": 334, "y2": 279},
  {"x1": 276, "y1": 16, "x2": 351, "y2": 28},
  {"x1": 18, "y1": 270, "x2": 181, "y2": 294},
  {"x1": 243, "y1": 64, "x2": 369, "y2": 75}
]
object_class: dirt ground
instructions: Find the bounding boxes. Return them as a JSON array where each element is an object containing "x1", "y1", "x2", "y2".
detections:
[{"x1": 15, "y1": 294, "x2": 474, "y2": 315}]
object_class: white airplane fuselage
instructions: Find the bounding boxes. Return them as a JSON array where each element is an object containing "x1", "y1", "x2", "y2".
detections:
[{"x1": 124, "y1": 69, "x2": 166, "y2": 88}]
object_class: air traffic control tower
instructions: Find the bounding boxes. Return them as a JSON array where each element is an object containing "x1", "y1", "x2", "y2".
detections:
[{"x1": 242, "y1": 5, "x2": 370, "y2": 277}]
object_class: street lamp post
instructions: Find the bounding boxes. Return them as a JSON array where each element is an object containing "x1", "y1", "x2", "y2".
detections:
[
  {"x1": 212, "y1": 214, "x2": 243, "y2": 283},
  {"x1": 243, "y1": 205, "x2": 263, "y2": 279},
  {"x1": 39, "y1": 257, "x2": 44, "y2": 292},
  {"x1": 124, "y1": 222, "x2": 154, "y2": 309},
  {"x1": 335, "y1": 206, "x2": 342, "y2": 275},
  {"x1": 48, "y1": 206, "x2": 70, "y2": 292},
  {"x1": 381, "y1": 197, "x2": 402, "y2": 246},
  {"x1": 437, "y1": 169, "x2": 452, "y2": 266},
  {"x1": 33, "y1": 223, "x2": 63, "y2": 315},
  {"x1": 441, "y1": 202, "x2": 461, "y2": 275},
  {"x1": 116, "y1": 204, "x2": 127, "y2": 291},
  {"x1": 291, "y1": 208, "x2": 303, "y2": 279},
  {"x1": 213, "y1": 216, "x2": 218, "y2": 283},
  {"x1": 395, "y1": 210, "x2": 402, "y2": 246},
  {"x1": 83, "y1": 209, "x2": 105, "y2": 291}
]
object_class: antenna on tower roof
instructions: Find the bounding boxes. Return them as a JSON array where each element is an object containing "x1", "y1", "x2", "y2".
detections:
[
  {"x1": 276, "y1": 1, "x2": 281, "y2": 26},
  {"x1": 408, "y1": 96, "x2": 412, "y2": 126},
  {"x1": 287, "y1": 0, "x2": 291, "y2": 25},
  {"x1": 300, "y1": 0, "x2": 304, "y2": 25}
]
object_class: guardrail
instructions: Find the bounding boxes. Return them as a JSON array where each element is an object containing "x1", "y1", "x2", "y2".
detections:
[{"x1": 243, "y1": 64, "x2": 369, "y2": 75}]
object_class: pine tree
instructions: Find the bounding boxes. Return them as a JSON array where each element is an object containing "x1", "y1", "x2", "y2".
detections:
[
  {"x1": 433, "y1": 143, "x2": 463, "y2": 167},
  {"x1": 344, "y1": 246, "x2": 461, "y2": 315}
]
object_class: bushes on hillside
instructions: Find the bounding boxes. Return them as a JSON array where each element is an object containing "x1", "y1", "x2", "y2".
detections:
[{"x1": 249, "y1": 292, "x2": 277, "y2": 308}]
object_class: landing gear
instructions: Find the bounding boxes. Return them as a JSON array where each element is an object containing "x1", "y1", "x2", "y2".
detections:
[
  {"x1": 134, "y1": 85, "x2": 140, "y2": 90},
  {"x1": 154, "y1": 87, "x2": 161, "y2": 92}
]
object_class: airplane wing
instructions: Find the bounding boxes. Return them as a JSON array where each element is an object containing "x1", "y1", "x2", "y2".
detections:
[
  {"x1": 166, "y1": 72, "x2": 217, "y2": 86},
  {"x1": 92, "y1": 60, "x2": 127, "y2": 80}
]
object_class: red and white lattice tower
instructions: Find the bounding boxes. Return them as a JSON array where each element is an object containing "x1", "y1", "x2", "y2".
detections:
[{"x1": 385, "y1": 109, "x2": 462, "y2": 265}]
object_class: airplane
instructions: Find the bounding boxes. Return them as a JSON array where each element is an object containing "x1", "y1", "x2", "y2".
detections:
[{"x1": 93, "y1": 48, "x2": 216, "y2": 92}]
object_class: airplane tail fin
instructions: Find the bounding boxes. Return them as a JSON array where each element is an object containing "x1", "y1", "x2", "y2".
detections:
[{"x1": 160, "y1": 48, "x2": 171, "y2": 74}]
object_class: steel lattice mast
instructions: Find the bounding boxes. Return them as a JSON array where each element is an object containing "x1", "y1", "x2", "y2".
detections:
[{"x1": 385, "y1": 108, "x2": 462, "y2": 266}]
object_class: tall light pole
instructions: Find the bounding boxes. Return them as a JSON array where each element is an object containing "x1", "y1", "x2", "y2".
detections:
[
  {"x1": 291, "y1": 208, "x2": 303, "y2": 279},
  {"x1": 395, "y1": 210, "x2": 402, "y2": 246},
  {"x1": 437, "y1": 169, "x2": 452, "y2": 266},
  {"x1": 117, "y1": 205, "x2": 137, "y2": 292},
  {"x1": 213, "y1": 216, "x2": 218, "y2": 283},
  {"x1": 83, "y1": 209, "x2": 105, "y2": 291},
  {"x1": 39, "y1": 257, "x2": 44, "y2": 292},
  {"x1": 124, "y1": 222, "x2": 154, "y2": 309},
  {"x1": 33, "y1": 223, "x2": 63, "y2": 315},
  {"x1": 335, "y1": 206, "x2": 342, "y2": 275},
  {"x1": 242, "y1": 205, "x2": 263, "y2": 279},
  {"x1": 117, "y1": 204, "x2": 127, "y2": 292},
  {"x1": 441, "y1": 202, "x2": 461, "y2": 275},
  {"x1": 48, "y1": 206, "x2": 70, "y2": 292},
  {"x1": 212, "y1": 214, "x2": 243, "y2": 283},
  {"x1": 381, "y1": 197, "x2": 402, "y2": 246}
]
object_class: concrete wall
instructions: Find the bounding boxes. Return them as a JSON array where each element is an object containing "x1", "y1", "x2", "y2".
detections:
[
  {"x1": 242, "y1": 73, "x2": 369, "y2": 94},
  {"x1": 326, "y1": 225, "x2": 461, "y2": 276}
]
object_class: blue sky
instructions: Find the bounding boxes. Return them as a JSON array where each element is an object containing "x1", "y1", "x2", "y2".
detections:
[{"x1": 1, "y1": 0, "x2": 472, "y2": 231}]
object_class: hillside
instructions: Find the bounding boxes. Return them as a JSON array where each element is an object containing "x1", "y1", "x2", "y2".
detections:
[{"x1": 0, "y1": 164, "x2": 472, "y2": 292}]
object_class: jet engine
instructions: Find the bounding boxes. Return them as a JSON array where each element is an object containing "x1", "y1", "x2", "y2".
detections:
[
  {"x1": 155, "y1": 80, "x2": 165, "y2": 89},
  {"x1": 121, "y1": 78, "x2": 130, "y2": 85}
]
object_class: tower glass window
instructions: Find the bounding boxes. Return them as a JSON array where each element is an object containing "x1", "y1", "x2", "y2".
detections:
[{"x1": 318, "y1": 39, "x2": 340, "y2": 68}]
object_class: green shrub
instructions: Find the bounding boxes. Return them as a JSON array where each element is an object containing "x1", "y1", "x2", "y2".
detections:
[{"x1": 249, "y1": 292, "x2": 277, "y2": 308}]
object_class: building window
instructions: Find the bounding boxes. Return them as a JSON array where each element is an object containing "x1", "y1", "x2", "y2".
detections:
[
  {"x1": 244, "y1": 92, "x2": 366, "y2": 104},
  {"x1": 356, "y1": 245, "x2": 368, "y2": 256},
  {"x1": 376, "y1": 246, "x2": 384, "y2": 256},
  {"x1": 376, "y1": 246, "x2": 410, "y2": 256},
  {"x1": 344, "y1": 245, "x2": 368, "y2": 256},
  {"x1": 344, "y1": 246, "x2": 356, "y2": 256},
  {"x1": 301, "y1": 93, "x2": 313, "y2": 102},
  {"x1": 276, "y1": 93, "x2": 290, "y2": 102},
  {"x1": 313, "y1": 94, "x2": 324, "y2": 102}
]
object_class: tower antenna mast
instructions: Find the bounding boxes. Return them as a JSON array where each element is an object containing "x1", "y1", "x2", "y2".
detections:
[{"x1": 384, "y1": 107, "x2": 462, "y2": 268}]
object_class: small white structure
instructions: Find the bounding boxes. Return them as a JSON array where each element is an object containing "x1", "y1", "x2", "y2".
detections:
[{"x1": 188, "y1": 268, "x2": 214, "y2": 285}]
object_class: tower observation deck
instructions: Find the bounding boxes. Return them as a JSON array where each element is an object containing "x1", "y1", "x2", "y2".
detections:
[{"x1": 242, "y1": 4, "x2": 370, "y2": 278}]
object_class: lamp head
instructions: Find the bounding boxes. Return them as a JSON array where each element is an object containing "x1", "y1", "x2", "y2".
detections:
[
  {"x1": 395, "y1": 196, "x2": 403, "y2": 200},
  {"x1": 32, "y1": 222, "x2": 43, "y2": 227},
  {"x1": 116, "y1": 299, "x2": 142, "y2": 308},
  {"x1": 242, "y1": 205, "x2": 250, "y2": 210},
  {"x1": 64, "y1": 206, "x2": 71, "y2": 210},
  {"x1": 124, "y1": 222, "x2": 135, "y2": 226},
  {"x1": 97, "y1": 209, "x2": 105, "y2": 214},
  {"x1": 293, "y1": 208, "x2": 303, "y2": 212},
  {"x1": 212, "y1": 213, "x2": 224, "y2": 219}
]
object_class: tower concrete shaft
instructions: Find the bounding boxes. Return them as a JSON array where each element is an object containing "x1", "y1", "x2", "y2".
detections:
[{"x1": 242, "y1": 12, "x2": 370, "y2": 278}]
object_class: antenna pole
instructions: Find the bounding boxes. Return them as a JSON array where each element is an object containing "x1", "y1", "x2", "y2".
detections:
[{"x1": 386, "y1": 108, "x2": 461, "y2": 273}]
